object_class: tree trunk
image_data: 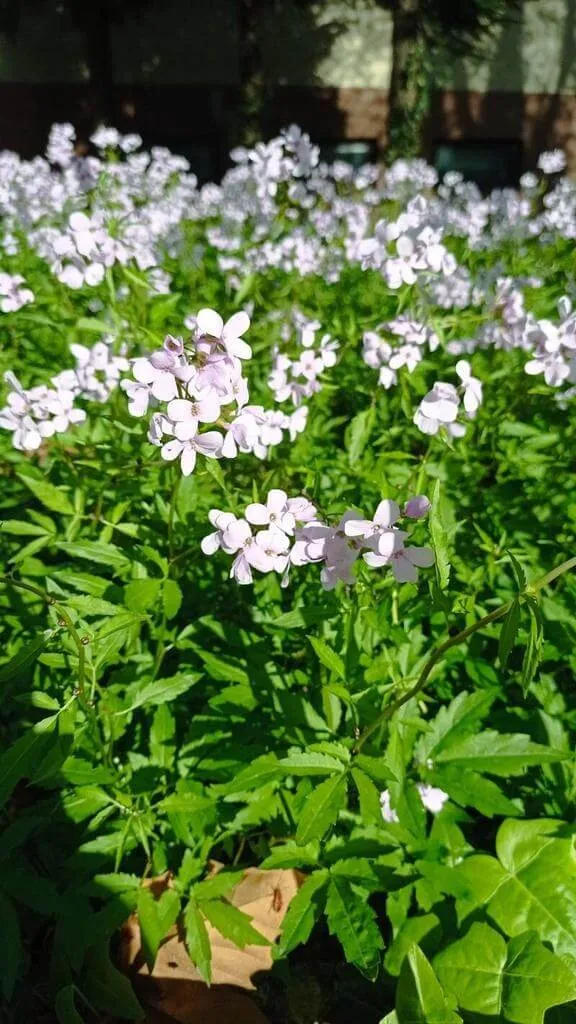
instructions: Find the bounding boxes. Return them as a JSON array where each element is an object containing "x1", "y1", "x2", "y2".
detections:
[
  {"x1": 387, "y1": 0, "x2": 429, "y2": 162},
  {"x1": 237, "y1": 0, "x2": 267, "y2": 147}
]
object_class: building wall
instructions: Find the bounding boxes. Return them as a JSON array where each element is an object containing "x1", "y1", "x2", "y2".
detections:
[{"x1": 0, "y1": 0, "x2": 575, "y2": 172}]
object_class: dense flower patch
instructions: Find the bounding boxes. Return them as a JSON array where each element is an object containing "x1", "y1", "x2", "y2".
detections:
[{"x1": 0, "y1": 124, "x2": 575, "y2": 1023}]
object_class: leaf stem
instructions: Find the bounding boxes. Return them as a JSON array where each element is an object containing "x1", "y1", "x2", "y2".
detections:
[{"x1": 354, "y1": 554, "x2": 576, "y2": 753}]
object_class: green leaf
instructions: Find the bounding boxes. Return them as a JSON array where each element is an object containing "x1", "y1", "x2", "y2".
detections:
[
  {"x1": 200, "y1": 899, "x2": 269, "y2": 948},
  {"x1": 137, "y1": 887, "x2": 180, "y2": 970},
  {"x1": 192, "y1": 871, "x2": 245, "y2": 901},
  {"x1": 416, "y1": 690, "x2": 495, "y2": 764},
  {"x1": 120, "y1": 673, "x2": 201, "y2": 713},
  {"x1": 396, "y1": 944, "x2": 462, "y2": 1024},
  {"x1": 325, "y1": 875, "x2": 384, "y2": 980},
  {"x1": 0, "y1": 714, "x2": 58, "y2": 808},
  {"x1": 385, "y1": 914, "x2": 441, "y2": 977},
  {"x1": 295, "y1": 773, "x2": 347, "y2": 845},
  {"x1": 434, "y1": 923, "x2": 576, "y2": 1022},
  {"x1": 67, "y1": 595, "x2": 121, "y2": 617},
  {"x1": 17, "y1": 472, "x2": 75, "y2": 515},
  {"x1": 0, "y1": 519, "x2": 51, "y2": 536},
  {"x1": 347, "y1": 406, "x2": 375, "y2": 466},
  {"x1": 55, "y1": 985, "x2": 84, "y2": 1024},
  {"x1": 508, "y1": 550, "x2": 527, "y2": 591},
  {"x1": 279, "y1": 752, "x2": 346, "y2": 776},
  {"x1": 354, "y1": 754, "x2": 397, "y2": 786},
  {"x1": 430, "y1": 480, "x2": 450, "y2": 590},
  {"x1": 81, "y1": 943, "x2": 142, "y2": 1019},
  {"x1": 224, "y1": 755, "x2": 281, "y2": 794},
  {"x1": 431, "y1": 767, "x2": 522, "y2": 817},
  {"x1": 521, "y1": 596, "x2": 544, "y2": 694},
  {"x1": 351, "y1": 767, "x2": 382, "y2": 823},
  {"x1": 0, "y1": 891, "x2": 21, "y2": 1000},
  {"x1": 275, "y1": 870, "x2": 329, "y2": 958},
  {"x1": 124, "y1": 578, "x2": 162, "y2": 614},
  {"x1": 0, "y1": 633, "x2": 52, "y2": 682},
  {"x1": 499, "y1": 598, "x2": 521, "y2": 667},
  {"x1": 59, "y1": 757, "x2": 115, "y2": 786},
  {"x1": 163, "y1": 578, "x2": 183, "y2": 619},
  {"x1": 457, "y1": 820, "x2": 576, "y2": 958},
  {"x1": 436, "y1": 730, "x2": 569, "y2": 775},
  {"x1": 308, "y1": 636, "x2": 346, "y2": 680},
  {"x1": 57, "y1": 541, "x2": 130, "y2": 571},
  {"x1": 184, "y1": 897, "x2": 212, "y2": 983},
  {"x1": 150, "y1": 704, "x2": 176, "y2": 769}
]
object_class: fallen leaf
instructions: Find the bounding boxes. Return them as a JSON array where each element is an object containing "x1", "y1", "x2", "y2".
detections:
[{"x1": 119, "y1": 867, "x2": 305, "y2": 1024}]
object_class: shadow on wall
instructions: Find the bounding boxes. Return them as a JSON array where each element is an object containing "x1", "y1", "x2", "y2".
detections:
[{"x1": 428, "y1": 0, "x2": 576, "y2": 177}]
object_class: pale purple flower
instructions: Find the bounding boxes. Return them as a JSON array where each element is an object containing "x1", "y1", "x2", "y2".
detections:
[
  {"x1": 456, "y1": 360, "x2": 483, "y2": 415},
  {"x1": 404, "y1": 495, "x2": 431, "y2": 519},
  {"x1": 196, "y1": 307, "x2": 252, "y2": 360},
  {"x1": 245, "y1": 488, "x2": 296, "y2": 535}
]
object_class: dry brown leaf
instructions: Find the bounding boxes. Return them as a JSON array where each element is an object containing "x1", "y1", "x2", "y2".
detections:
[{"x1": 119, "y1": 867, "x2": 305, "y2": 1024}]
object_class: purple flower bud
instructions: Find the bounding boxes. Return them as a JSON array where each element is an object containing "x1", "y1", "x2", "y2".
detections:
[
  {"x1": 163, "y1": 334, "x2": 184, "y2": 356},
  {"x1": 404, "y1": 494, "x2": 431, "y2": 519}
]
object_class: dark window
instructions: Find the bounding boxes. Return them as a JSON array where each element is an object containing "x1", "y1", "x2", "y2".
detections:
[
  {"x1": 433, "y1": 139, "x2": 523, "y2": 192},
  {"x1": 319, "y1": 139, "x2": 378, "y2": 168}
]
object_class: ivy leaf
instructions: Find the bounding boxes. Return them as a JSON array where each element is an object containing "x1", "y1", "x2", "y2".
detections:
[
  {"x1": 295, "y1": 773, "x2": 347, "y2": 845},
  {"x1": 54, "y1": 986, "x2": 84, "y2": 1024},
  {"x1": 396, "y1": 943, "x2": 461, "y2": 1023},
  {"x1": 434, "y1": 922, "x2": 576, "y2": 1022},
  {"x1": 436, "y1": 730, "x2": 569, "y2": 775},
  {"x1": 17, "y1": 471, "x2": 75, "y2": 515},
  {"x1": 325, "y1": 876, "x2": 384, "y2": 980},
  {"x1": 429, "y1": 480, "x2": 450, "y2": 590},
  {"x1": 308, "y1": 636, "x2": 346, "y2": 680},
  {"x1": 81, "y1": 943, "x2": 142, "y2": 1019},
  {"x1": 456, "y1": 820, "x2": 576, "y2": 958},
  {"x1": 498, "y1": 598, "x2": 521, "y2": 667},
  {"x1": 200, "y1": 899, "x2": 269, "y2": 948},
  {"x1": 275, "y1": 870, "x2": 329, "y2": 958},
  {"x1": 184, "y1": 896, "x2": 211, "y2": 984}
]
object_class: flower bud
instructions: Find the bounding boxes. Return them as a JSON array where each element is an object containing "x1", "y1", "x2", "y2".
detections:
[{"x1": 404, "y1": 494, "x2": 431, "y2": 519}]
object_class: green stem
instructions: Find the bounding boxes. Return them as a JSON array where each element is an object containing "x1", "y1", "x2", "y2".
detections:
[{"x1": 354, "y1": 554, "x2": 576, "y2": 753}]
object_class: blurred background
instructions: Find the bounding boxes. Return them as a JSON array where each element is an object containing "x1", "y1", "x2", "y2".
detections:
[{"x1": 0, "y1": 0, "x2": 574, "y2": 189}]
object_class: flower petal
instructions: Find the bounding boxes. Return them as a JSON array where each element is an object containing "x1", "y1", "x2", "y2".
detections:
[{"x1": 196, "y1": 308, "x2": 224, "y2": 338}]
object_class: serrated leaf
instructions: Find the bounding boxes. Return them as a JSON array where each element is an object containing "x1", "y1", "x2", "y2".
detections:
[
  {"x1": 224, "y1": 755, "x2": 280, "y2": 794},
  {"x1": 351, "y1": 768, "x2": 382, "y2": 822},
  {"x1": 0, "y1": 714, "x2": 58, "y2": 808},
  {"x1": 0, "y1": 633, "x2": 52, "y2": 682},
  {"x1": 296, "y1": 773, "x2": 347, "y2": 845},
  {"x1": 397, "y1": 944, "x2": 461, "y2": 1023},
  {"x1": 275, "y1": 870, "x2": 329, "y2": 958},
  {"x1": 431, "y1": 767, "x2": 522, "y2": 817},
  {"x1": 192, "y1": 871, "x2": 245, "y2": 901},
  {"x1": 436, "y1": 730, "x2": 569, "y2": 775},
  {"x1": 521, "y1": 596, "x2": 544, "y2": 694},
  {"x1": 119, "y1": 673, "x2": 201, "y2": 713},
  {"x1": 499, "y1": 598, "x2": 521, "y2": 667},
  {"x1": 59, "y1": 758, "x2": 115, "y2": 786},
  {"x1": 347, "y1": 406, "x2": 375, "y2": 466},
  {"x1": 354, "y1": 754, "x2": 397, "y2": 786},
  {"x1": 200, "y1": 898, "x2": 269, "y2": 948},
  {"x1": 150, "y1": 704, "x2": 175, "y2": 768},
  {"x1": 124, "y1": 578, "x2": 162, "y2": 613},
  {"x1": 67, "y1": 595, "x2": 121, "y2": 617},
  {"x1": 184, "y1": 897, "x2": 212, "y2": 983},
  {"x1": 325, "y1": 876, "x2": 384, "y2": 980},
  {"x1": 279, "y1": 752, "x2": 345, "y2": 776},
  {"x1": 137, "y1": 887, "x2": 180, "y2": 970},
  {"x1": 57, "y1": 541, "x2": 130, "y2": 571},
  {"x1": 17, "y1": 472, "x2": 75, "y2": 515},
  {"x1": 416, "y1": 690, "x2": 495, "y2": 764},
  {"x1": 308, "y1": 636, "x2": 346, "y2": 680},
  {"x1": 430, "y1": 480, "x2": 450, "y2": 590},
  {"x1": 434, "y1": 923, "x2": 576, "y2": 1022},
  {"x1": 163, "y1": 578, "x2": 183, "y2": 619}
]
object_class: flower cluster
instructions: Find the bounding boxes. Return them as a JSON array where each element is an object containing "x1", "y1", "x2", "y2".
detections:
[
  {"x1": 0, "y1": 273, "x2": 34, "y2": 313},
  {"x1": 0, "y1": 338, "x2": 127, "y2": 451},
  {"x1": 268, "y1": 312, "x2": 339, "y2": 406},
  {"x1": 202, "y1": 491, "x2": 434, "y2": 590},
  {"x1": 414, "y1": 360, "x2": 483, "y2": 438},
  {"x1": 525, "y1": 297, "x2": 576, "y2": 388},
  {"x1": 123, "y1": 308, "x2": 310, "y2": 476},
  {"x1": 362, "y1": 316, "x2": 439, "y2": 390}
]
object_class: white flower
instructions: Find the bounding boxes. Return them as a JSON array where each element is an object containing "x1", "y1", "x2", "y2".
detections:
[
  {"x1": 456, "y1": 360, "x2": 483, "y2": 416},
  {"x1": 196, "y1": 308, "x2": 252, "y2": 360},
  {"x1": 417, "y1": 784, "x2": 449, "y2": 814},
  {"x1": 537, "y1": 149, "x2": 566, "y2": 174},
  {"x1": 245, "y1": 488, "x2": 296, "y2": 535},
  {"x1": 160, "y1": 429, "x2": 223, "y2": 476}
]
